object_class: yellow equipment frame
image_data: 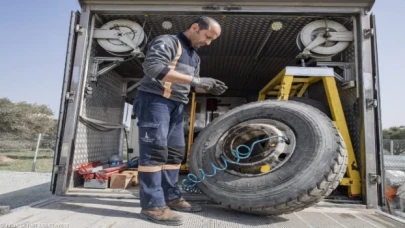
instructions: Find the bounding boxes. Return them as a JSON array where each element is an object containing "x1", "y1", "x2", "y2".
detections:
[
  {"x1": 257, "y1": 67, "x2": 361, "y2": 198},
  {"x1": 181, "y1": 92, "x2": 197, "y2": 171}
]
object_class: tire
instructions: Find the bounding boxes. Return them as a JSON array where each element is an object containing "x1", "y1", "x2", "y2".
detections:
[
  {"x1": 268, "y1": 97, "x2": 331, "y2": 118},
  {"x1": 188, "y1": 100, "x2": 348, "y2": 215}
]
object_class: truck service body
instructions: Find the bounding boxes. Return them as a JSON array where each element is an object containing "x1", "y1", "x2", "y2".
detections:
[{"x1": 3, "y1": 0, "x2": 405, "y2": 227}]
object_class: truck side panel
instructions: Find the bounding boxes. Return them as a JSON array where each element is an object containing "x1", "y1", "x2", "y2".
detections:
[
  {"x1": 52, "y1": 11, "x2": 91, "y2": 195},
  {"x1": 51, "y1": 11, "x2": 80, "y2": 193},
  {"x1": 359, "y1": 11, "x2": 379, "y2": 209}
]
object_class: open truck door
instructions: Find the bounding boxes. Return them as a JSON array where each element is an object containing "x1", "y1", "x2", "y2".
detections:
[
  {"x1": 51, "y1": 10, "x2": 89, "y2": 195},
  {"x1": 369, "y1": 13, "x2": 386, "y2": 209},
  {"x1": 352, "y1": 9, "x2": 384, "y2": 210}
]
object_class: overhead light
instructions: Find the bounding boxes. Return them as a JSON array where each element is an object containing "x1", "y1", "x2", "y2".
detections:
[
  {"x1": 271, "y1": 21, "x2": 283, "y2": 31},
  {"x1": 162, "y1": 20, "x2": 173, "y2": 30}
]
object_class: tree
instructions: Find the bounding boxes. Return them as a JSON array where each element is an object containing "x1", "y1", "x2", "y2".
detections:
[
  {"x1": 383, "y1": 126, "x2": 405, "y2": 155},
  {"x1": 383, "y1": 126, "x2": 405, "y2": 140},
  {"x1": 40, "y1": 118, "x2": 58, "y2": 150},
  {"x1": 0, "y1": 98, "x2": 57, "y2": 150}
]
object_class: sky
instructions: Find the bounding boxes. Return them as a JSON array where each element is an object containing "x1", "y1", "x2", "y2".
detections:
[{"x1": 0, "y1": 0, "x2": 403, "y2": 129}]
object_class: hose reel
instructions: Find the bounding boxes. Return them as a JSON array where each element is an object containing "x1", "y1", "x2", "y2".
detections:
[
  {"x1": 89, "y1": 19, "x2": 148, "y2": 82},
  {"x1": 296, "y1": 19, "x2": 354, "y2": 60},
  {"x1": 94, "y1": 19, "x2": 148, "y2": 57}
]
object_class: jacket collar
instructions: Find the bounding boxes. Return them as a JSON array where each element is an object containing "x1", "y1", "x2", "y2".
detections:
[{"x1": 177, "y1": 32, "x2": 195, "y2": 50}]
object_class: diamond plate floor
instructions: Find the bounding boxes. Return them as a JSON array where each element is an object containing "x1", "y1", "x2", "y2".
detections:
[{"x1": 1, "y1": 196, "x2": 405, "y2": 228}]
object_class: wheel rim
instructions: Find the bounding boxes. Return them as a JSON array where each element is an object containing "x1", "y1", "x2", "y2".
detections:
[{"x1": 216, "y1": 119, "x2": 296, "y2": 176}]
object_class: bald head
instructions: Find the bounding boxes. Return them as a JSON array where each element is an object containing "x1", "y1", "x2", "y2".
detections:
[
  {"x1": 188, "y1": 16, "x2": 221, "y2": 31},
  {"x1": 185, "y1": 16, "x2": 221, "y2": 49}
]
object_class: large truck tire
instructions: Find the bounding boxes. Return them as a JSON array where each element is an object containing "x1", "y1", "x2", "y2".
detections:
[
  {"x1": 188, "y1": 100, "x2": 348, "y2": 215},
  {"x1": 288, "y1": 97, "x2": 332, "y2": 118},
  {"x1": 268, "y1": 96, "x2": 332, "y2": 118}
]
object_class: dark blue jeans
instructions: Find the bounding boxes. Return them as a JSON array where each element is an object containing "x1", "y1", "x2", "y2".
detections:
[{"x1": 133, "y1": 90, "x2": 185, "y2": 208}]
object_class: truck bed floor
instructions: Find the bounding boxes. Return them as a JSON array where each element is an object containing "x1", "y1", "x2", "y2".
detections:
[{"x1": 1, "y1": 196, "x2": 405, "y2": 228}]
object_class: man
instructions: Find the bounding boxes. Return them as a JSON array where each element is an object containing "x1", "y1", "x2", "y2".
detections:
[{"x1": 133, "y1": 16, "x2": 226, "y2": 226}]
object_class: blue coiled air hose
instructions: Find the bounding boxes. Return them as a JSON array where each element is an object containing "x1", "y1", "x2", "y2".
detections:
[{"x1": 181, "y1": 135, "x2": 287, "y2": 194}]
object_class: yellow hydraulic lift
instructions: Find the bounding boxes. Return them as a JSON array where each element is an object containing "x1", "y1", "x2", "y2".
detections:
[
  {"x1": 257, "y1": 66, "x2": 362, "y2": 198},
  {"x1": 181, "y1": 66, "x2": 361, "y2": 198},
  {"x1": 181, "y1": 92, "x2": 197, "y2": 171}
]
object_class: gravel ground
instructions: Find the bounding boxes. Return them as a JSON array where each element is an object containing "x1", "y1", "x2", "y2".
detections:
[{"x1": 0, "y1": 171, "x2": 52, "y2": 209}]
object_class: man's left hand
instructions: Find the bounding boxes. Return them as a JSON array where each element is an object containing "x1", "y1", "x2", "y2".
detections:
[{"x1": 206, "y1": 82, "x2": 228, "y2": 95}]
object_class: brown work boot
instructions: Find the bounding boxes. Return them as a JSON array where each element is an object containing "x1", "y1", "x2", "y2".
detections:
[
  {"x1": 140, "y1": 206, "x2": 183, "y2": 226},
  {"x1": 166, "y1": 197, "x2": 203, "y2": 212}
]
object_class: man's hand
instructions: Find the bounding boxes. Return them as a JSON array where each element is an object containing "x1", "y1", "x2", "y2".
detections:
[
  {"x1": 191, "y1": 77, "x2": 226, "y2": 89},
  {"x1": 191, "y1": 77, "x2": 227, "y2": 95},
  {"x1": 190, "y1": 77, "x2": 217, "y2": 90},
  {"x1": 206, "y1": 83, "x2": 228, "y2": 95}
]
